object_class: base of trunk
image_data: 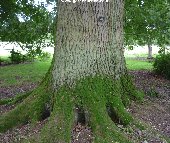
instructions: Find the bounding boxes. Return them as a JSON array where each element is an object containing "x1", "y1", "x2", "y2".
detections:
[{"x1": 0, "y1": 74, "x2": 145, "y2": 142}]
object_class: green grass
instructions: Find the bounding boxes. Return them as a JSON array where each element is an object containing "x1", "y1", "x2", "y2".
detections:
[
  {"x1": 0, "y1": 59, "x2": 153, "y2": 88},
  {"x1": 126, "y1": 59, "x2": 153, "y2": 70},
  {"x1": 125, "y1": 53, "x2": 157, "y2": 59},
  {"x1": 0, "y1": 61, "x2": 51, "y2": 87}
]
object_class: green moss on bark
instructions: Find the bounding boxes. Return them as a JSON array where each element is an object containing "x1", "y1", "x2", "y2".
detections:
[
  {"x1": 32, "y1": 75, "x2": 143, "y2": 143},
  {"x1": 0, "y1": 74, "x2": 145, "y2": 143},
  {"x1": 39, "y1": 87, "x2": 75, "y2": 143},
  {"x1": 120, "y1": 75, "x2": 145, "y2": 102},
  {"x1": 72, "y1": 75, "x2": 134, "y2": 142},
  {"x1": 0, "y1": 76, "x2": 53, "y2": 133},
  {"x1": 0, "y1": 91, "x2": 31, "y2": 105}
]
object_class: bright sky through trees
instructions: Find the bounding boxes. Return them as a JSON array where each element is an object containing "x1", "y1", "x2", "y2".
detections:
[
  {"x1": 17, "y1": 0, "x2": 55, "y2": 22},
  {"x1": 34, "y1": 0, "x2": 55, "y2": 11}
]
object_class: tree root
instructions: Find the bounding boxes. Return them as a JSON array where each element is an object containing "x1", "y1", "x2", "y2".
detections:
[
  {"x1": 72, "y1": 75, "x2": 133, "y2": 142},
  {"x1": 38, "y1": 87, "x2": 75, "y2": 143},
  {"x1": 0, "y1": 91, "x2": 32, "y2": 105},
  {"x1": 0, "y1": 84, "x2": 53, "y2": 132},
  {"x1": 0, "y1": 75, "x2": 145, "y2": 142}
]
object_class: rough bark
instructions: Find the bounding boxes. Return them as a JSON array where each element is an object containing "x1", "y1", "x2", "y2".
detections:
[
  {"x1": 52, "y1": 0, "x2": 126, "y2": 88},
  {"x1": 0, "y1": 0, "x2": 147, "y2": 142}
]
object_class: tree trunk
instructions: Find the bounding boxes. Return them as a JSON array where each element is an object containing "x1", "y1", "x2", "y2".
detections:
[
  {"x1": 53, "y1": 0, "x2": 126, "y2": 88},
  {"x1": 147, "y1": 43, "x2": 153, "y2": 59},
  {"x1": 0, "y1": 0, "x2": 144, "y2": 142}
]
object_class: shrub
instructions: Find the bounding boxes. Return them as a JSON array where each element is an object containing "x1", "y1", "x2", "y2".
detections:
[
  {"x1": 9, "y1": 49, "x2": 24, "y2": 64},
  {"x1": 25, "y1": 49, "x2": 37, "y2": 61},
  {"x1": 153, "y1": 53, "x2": 170, "y2": 79},
  {"x1": 38, "y1": 52, "x2": 51, "y2": 61}
]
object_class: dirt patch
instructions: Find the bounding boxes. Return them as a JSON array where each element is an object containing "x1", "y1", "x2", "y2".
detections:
[
  {"x1": 0, "y1": 104, "x2": 16, "y2": 114},
  {"x1": 72, "y1": 123, "x2": 93, "y2": 143},
  {"x1": 0, "y1": 83, "x2": 37, "y2": 99},
  {"x1": 0, "y1": 120, "x2": 47, "y2": 143},
  {"x1": 129, "y1": 70, "x2": 170, "y2": 138}
]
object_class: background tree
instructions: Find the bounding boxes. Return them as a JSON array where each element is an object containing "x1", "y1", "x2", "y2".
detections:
[
  {"x1": 0, "y1": 0, "x2": 55, "y2": 56},
  {"x1": 124, "y1": 0, "x2": 170, "y2": 58}
]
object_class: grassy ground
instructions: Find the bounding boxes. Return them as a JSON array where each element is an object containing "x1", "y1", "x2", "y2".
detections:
[
  {"x1": 0, "y1": 59, "x2": 153, "y2": 88},
  {"x1": 126, "y1": 59, "x2": 153, "y2": 70},
  {"x1": 0, "y1": 61, "x2": 51, "y2": 87}
]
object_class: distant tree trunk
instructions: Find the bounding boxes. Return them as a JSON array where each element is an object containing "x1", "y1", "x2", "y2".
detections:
[
  {"x1": 0, "y1": 0, "x2": 143, "y2": 142},
  {"x1": 147, "y1": 43, "x2": 153, "y2": 59}
]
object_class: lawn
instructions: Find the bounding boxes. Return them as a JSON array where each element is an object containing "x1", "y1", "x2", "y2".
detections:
[
  {"x1": 126, "y1": 59, "x2": 153, "y2": 70},
  {"x1": 0, "y1": 61, "x2": 51, "y2": 87},
  {"x1": 0, "y1": 59, "x2": 153, "y2": 88}
]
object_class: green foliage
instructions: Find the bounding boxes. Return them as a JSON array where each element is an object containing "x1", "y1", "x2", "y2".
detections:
[
  {"x1": 2, "y1": 0, "x2": 170, "y2": 54},
  {"x1": 124, "y1": 0, "x2": 170, "y2": 48},
  {"x1": 153, "y1": 53, "x2": 170, "y2": 79},
  {"x1": 127, "y1": 45, "x2": 134, "y2": 50},
  {"x1": 9, "y1": 48, "x2": 40, "y2": 64},
  {"x1": 0, "y1": 57, "x2": 3, "y2": 65},
  {"x1": 0, "y1": 56, "x2": 11, "y2": 65},
  {"x1": 24, "y1": 45, "x2": 39, "y2": 61},
  {"x1": 158, "y1": 46, "x2": 170, "y2": 54},
  {"x1": 9, "y1": 49, "x2": 24, "y2": 64},
  {"x1": 38, "y1": 52, "x2": 51, "y2": 61},
  {"x1": 0, "y1": 0, "x2": 55, "y2": 54}
]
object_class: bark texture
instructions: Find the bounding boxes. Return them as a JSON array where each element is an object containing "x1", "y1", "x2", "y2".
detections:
[{"x1": 52, "y1": 0, "x2": 126, "y2": 88}]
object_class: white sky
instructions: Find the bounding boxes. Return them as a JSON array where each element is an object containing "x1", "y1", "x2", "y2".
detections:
[{"x1": 35, "y1": 0, "x2": 55, "y2": 11}]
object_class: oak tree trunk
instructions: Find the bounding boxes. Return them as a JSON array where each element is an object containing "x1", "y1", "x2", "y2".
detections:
[
  {"x1": 53, "y1": 0, "x2": 126, "y2": 88},
  {"x1": 0, "y1": 0, "x2": 144, "y2": 142}
]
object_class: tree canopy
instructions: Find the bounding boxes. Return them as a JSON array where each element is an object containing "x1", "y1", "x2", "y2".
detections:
[
  {"x1": 125, "y1": 0, "x2": 170, "y2": 49},
  {"x1": 0, "y1": 0, "x2": 56, "y2": 54}
]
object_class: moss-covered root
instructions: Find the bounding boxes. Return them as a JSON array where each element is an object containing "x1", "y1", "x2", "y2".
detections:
[
  {"x1": 0, "y1": 91, "x2": 31, "y2": 105},
  {"x1": 33, "y1": 84, "x2": 131, "y2": 143},
  {"x1": 108, "y1": 96, "x2": 133, "y2": 125},
  {"x1": 87, "y1": 102, "x2": 131, "y2": 143},
  {"x1": 37, "y1": 87, "x2": 75, "y2": 143},
  {"x1": 0, "y1": 85, "x2": 52, "y2": 133},
  {"x1": 120, "y1": 75, "x2": 145, "y2": 102},
  {"x1": 73, "y1": 76, "x2": 133, "y2": 142}
]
